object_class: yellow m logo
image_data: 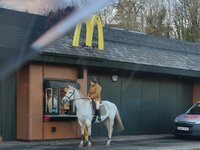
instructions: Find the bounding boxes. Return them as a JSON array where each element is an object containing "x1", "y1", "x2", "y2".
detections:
[{"x1": 72, "y1": 15, "x2": 104, "y2": 50}]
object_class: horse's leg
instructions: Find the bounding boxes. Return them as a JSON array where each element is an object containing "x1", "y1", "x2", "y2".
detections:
[
  {"x1": 85, "y1": 119, "x2": 92, "y2": 147},
  {"x1": 104, "y1": 119, "x2": 110, "y2": 144},
  {"x1": 104, "y1": 119, "x2": 109, "y2": 135},
  {"x1": 78, "y1": 120, "x2": 85, "y2": 147},
  {"x1": 106, "y1": 118, "x2": 114, "y2": 146}
]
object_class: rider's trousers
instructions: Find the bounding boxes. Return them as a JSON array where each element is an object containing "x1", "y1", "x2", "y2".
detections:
[{"x1": 95, "y1": 101, "x2": 100, "y2": 110}]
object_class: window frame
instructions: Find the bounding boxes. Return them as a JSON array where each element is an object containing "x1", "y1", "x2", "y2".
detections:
[{"x1": 43, "y1": 78, "x2": 78, "y2": 122}]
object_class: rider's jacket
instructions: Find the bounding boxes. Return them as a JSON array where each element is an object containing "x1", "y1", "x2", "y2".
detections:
[{"x1": 88, "y1": 83, "x2": 102, "y2": 102}]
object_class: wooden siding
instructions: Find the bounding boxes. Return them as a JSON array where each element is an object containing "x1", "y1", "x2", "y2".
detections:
[
  {"x1": 43, "y1": 122, "x2": 78, "y2": 139},
  {"x1": 43, "y1": 64, "x2": 77, "y2": 80},
  {"x1": 193, "y1": 82, "x2": 200, "y2": 104},
  {"x1": 29, "y1": 64, "x2": 43, "y2": 140},
  {"x1": 17, "y1": 63, "x2": 83, "y2": 140},
  {"x1": 17, "y1": 66, "x2": 30, "y2": 140}
]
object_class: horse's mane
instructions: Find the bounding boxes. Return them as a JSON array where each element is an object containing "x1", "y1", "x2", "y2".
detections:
[
  {"x1": 69, "y1": 86, "x2": 84, "y2": 98},
  {"x1": 76, "y1": 88, "x2": 83, "y2": 98}
]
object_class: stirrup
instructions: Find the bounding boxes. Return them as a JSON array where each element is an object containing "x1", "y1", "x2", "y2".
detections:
[
  {"x1": 92, "y1": 116, "x2": 96, "y2": 123},
  {"x1": 98, "y1": 117, "x2": 101, "y2": 122}
]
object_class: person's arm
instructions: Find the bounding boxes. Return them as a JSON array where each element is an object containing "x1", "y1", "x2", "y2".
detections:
[{"x1": 91, "y1": 86, "x2": 101, "y2": 99}]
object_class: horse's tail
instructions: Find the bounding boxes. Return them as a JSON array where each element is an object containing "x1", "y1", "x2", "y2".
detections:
[{"x1": 115, "y1": 110, "x2": 125, "y2": 131}]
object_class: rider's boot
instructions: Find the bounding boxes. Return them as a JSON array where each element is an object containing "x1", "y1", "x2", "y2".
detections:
[
  {"x1": 92, "y1": 110, "x2": 97, "y2": 123},
  {"x1": 92, "y1": 115, "x2": 96, "y2": 123},
  {"x1": 97, "y1": 109, "x2": 101, "y2": 122}
]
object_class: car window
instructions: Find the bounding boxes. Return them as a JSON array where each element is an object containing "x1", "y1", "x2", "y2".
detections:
[{"x1": 187, "y1": 103, "x2": 200, "y2": 114}]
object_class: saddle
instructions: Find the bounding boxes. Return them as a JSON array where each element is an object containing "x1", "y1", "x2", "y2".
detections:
[{"x1": 91, "y1": 101, "x2": 108, "y2": 123}]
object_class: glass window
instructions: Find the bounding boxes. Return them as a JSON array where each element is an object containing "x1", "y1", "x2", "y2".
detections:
[
  {"x1": 187, "y1": 103, "x2": 200, "y2": 115},
  {"x1": 45, "y1": 88, "x2": 58, "y2": 114},
  {"x1": 43, "y1": 79, "x2": 77, "y2": 116}
]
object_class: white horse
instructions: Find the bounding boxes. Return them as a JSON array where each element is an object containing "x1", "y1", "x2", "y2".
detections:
[{"x1": 62, "y1": 85, "x2": 124, "y2": 147}]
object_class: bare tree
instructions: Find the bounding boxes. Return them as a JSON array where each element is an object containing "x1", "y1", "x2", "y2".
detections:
[
  {"x1": 145, "y1": 1, "x2": 168, "y2": 36},
  {"x1": 113, "y1": 0, "x2": 145, "y2": 30},
  {"x1": 102, "y1": 0, "x2": 171, "y2": 36},
  {"x1": 45, "y1": 6, "x2": 75, "y2": 29},
  {"x1": 172, "y1": 0, "x2": 200, "y2": 42},
  {"x1": 100, "y1": 6, "x2": 116, "y2": 26}
]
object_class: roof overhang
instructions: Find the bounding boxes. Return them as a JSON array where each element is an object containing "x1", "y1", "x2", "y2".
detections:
[{"x1": 34, "y1": 53, "x2": 200, "y2": 78}]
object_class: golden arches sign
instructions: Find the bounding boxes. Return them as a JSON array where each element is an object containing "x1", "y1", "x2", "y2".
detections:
[{"x1": 72, "y1": 15, "x2": 104, "y2": 50}]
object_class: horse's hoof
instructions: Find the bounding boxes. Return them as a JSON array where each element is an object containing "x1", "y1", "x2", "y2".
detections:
[
  {"x1": 87, "y1": 143, "x2": 92, "y2": 148},
  {"x1": 106, "y1": 140, "x2": 111, "y2": 146},
  {"x1": 79, "y1": 141, "x2": 84, "y2": 147},
  {"x1": 79, "y1": 144, "x2": 83, "y2": 148}
]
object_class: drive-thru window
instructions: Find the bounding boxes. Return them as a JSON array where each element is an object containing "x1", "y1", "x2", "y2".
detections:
[{"x1": 43, "y1": 80, "x2": 77, "y2": 120}]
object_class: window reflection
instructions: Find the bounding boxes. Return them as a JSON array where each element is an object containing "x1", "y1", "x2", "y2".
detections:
[
  {"x1": 45, "y1": 88, "x2": 58, "y2": 114},
  {"x1": 44, "y1": 80, "x2": 77, "y2": 116}
]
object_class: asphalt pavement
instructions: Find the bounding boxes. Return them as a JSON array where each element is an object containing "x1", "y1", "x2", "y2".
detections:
[{"x1": 1, "y1": 134, "x2": 200, "y2": 150}]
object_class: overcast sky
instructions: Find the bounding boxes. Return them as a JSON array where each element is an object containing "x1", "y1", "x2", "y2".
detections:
[{"x1": 0, "y1": 0, "x2": 88, "y2": 15}]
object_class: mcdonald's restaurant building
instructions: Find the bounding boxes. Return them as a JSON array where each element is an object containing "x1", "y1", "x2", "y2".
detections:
[{"x1": 2, "y1": 8, "x2": 200, "y2": 141}]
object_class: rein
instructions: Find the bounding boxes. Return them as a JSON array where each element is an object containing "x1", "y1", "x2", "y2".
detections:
[
  {"x1": 67, "y1": 97, "x2": 89, "y2": 101},
  {"x1": 64, "y1": 89, "x2": 90, "y2": 102}
]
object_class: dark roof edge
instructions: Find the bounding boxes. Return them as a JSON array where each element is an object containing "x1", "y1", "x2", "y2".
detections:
[{"x1": 34, "y1": 54, "x2": 200, "y2": 78}]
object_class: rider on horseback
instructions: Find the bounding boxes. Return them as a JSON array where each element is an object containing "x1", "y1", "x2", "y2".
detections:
[{"x1": 87, "y1": 77, "x2": 102, "y2": 123}]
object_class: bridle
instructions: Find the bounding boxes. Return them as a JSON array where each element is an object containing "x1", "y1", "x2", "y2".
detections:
[
  {"x1": 64, "y1": 89, "x2": 89, "y2": 102},
  {"x1": 65, "y1": 89, "x2": 75, "y2": 100}
]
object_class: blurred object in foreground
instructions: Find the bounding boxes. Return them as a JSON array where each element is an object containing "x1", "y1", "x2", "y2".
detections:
[{"x1": 0, "y1": 0, "x2": 114, "y2": 78}]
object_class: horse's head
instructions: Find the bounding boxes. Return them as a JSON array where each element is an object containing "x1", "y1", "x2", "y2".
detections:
[{"x1": 62, "y1": 85, "x2": 75, "y2": 104}]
